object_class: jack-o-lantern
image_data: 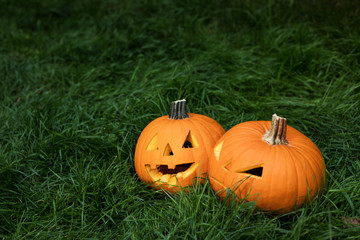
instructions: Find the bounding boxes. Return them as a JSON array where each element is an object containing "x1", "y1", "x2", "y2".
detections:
[
  {"x1": 208, "y1": 114, "x2": 326, "y2": 213},
  {"x1": 135, "y1": 99, "x2": 225, "y2": 192}
]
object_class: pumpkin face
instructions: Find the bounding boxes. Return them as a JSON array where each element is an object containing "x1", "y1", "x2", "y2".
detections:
[
  {"x1": 135, "y1": 100, "x2": 225, "y2": 192},
  {"x1": 208, "y1": 114, "x2": 326, "y2": 213}
]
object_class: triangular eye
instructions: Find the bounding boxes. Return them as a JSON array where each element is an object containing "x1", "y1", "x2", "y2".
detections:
[
  {"x1": 163, "y1": 143, "x2": 174, "y2": 156},
  {"x1": 182, "y1": 140, "x2": 193, "y2": 148},
  {"x1": 182, "y1": 131, "x2": 199, "y2": 148},
  {"x1": 146, "y1": 134, "x2": 159, "y2": 150}
]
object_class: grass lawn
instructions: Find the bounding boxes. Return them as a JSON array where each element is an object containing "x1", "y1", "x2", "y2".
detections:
[{"x1": 1, "y1": 0, "x2": 360, "y2": 238}]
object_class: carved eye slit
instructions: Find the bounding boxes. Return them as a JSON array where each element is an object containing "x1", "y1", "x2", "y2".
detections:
[
  {"x1": 239, "y1": 167, "x2": 263, "y2": 177},
  {"x1": 223, "y1": 160, "x2": 263, "y2": 178},
  {"x1": 235, "y1": 165, "x2": 264, "y2": 178}
]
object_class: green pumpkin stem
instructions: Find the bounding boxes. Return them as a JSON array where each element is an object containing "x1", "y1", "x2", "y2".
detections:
[
  {"x1": 169, "y1": 99, "x2": 190, "y2": 120},
  {"x1": 263, "y1": 114, "x2": 289, "y2": 145}
]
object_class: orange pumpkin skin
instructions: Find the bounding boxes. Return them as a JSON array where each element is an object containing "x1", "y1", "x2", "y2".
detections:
[
  {"x1": 209, "y1": 116, "x2": 326, "y2": 213},
  {"x1": 135, "y1": 101, "x2": 225, "y2": 192}
]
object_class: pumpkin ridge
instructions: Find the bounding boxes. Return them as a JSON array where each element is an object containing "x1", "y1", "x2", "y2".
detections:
[
  {"x1": 290, "y1": 143, "x2": 324, "y2": 191},
  {"x1": 290, "y1": 137, "x2": 323, "y2": 174},
  {"x1": 191, "y1": 115, "x2": 225, "y2": 155},
  {"x1": 263, "y1": 147, "x2": 276, "y2": 209},
  {"x1": 205, "y1": 117, "x2": 222, "y2": 144},
  {"x1": 282, "y1": 143, "x2": 304, "y2": 209},
  {"x1": 228, "y1": 140, "x2": 268, "y2": 167},
  {"x1": 231, "y1": 121, "x2": 266, "y2": 137},
  {"x1": 294, "y1": 141, "x2": 323, "y2": 170},
  {"x1": 288, "y1": 143, "x2": 322, "y2": 201},
  {"x1": 187, "y1": 116, "x2": 219, "y2": 174},
  {"x1": 229, "y1": 121, "x2": 270, "y2": 143}
]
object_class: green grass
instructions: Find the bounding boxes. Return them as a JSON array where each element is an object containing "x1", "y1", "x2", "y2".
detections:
[{"x1": 1, "y1": 0, "x2": 360, "y2": 238}]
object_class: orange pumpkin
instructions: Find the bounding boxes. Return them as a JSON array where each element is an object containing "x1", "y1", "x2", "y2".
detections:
[
  {"x1": 208, "y1": 114, "x2": 326, "y2": 213},
  {"x1": 135, "y1": 99, "x2": 225, "y2": 192}
]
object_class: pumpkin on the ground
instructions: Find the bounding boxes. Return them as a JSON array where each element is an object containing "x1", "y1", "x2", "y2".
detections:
[
  {"x1": 135, "y1": 99, "x2": 225, "y2": 192},
  {"x1": 208, "y1": 114, "x2": 326, "y2": 213}
]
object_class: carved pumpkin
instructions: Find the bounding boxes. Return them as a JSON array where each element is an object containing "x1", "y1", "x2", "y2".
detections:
[
  {"x1": 208, "y1": 114, "x2": 326, "y2": 213},
  {"x1": 135, "y1": 99, "x2": 225, "y2": 192}
]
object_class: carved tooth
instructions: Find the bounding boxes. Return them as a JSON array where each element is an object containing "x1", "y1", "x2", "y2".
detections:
[
  {"x1": 150, "y1": 164, "x2": 157, "y2": 170},
  {"x1": 167, "y1": 164, "x2": 176, "y2": 169}
]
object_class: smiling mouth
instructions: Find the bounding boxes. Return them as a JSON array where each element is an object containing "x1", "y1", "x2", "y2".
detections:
[
  {"x1": 145, "y1": 162, "x2": 198, "y2": 185},
  {"x1": 158, "y1": 163, "x2": 193, "y2": 174}
]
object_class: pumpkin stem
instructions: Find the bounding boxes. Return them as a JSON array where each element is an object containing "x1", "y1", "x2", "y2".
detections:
[
  {"x1": 262, "y1": 114, "x2": 289, "y2": 145},
  {"x1": 169, "y1": 99, "x2": 190, "y2": 120}
]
